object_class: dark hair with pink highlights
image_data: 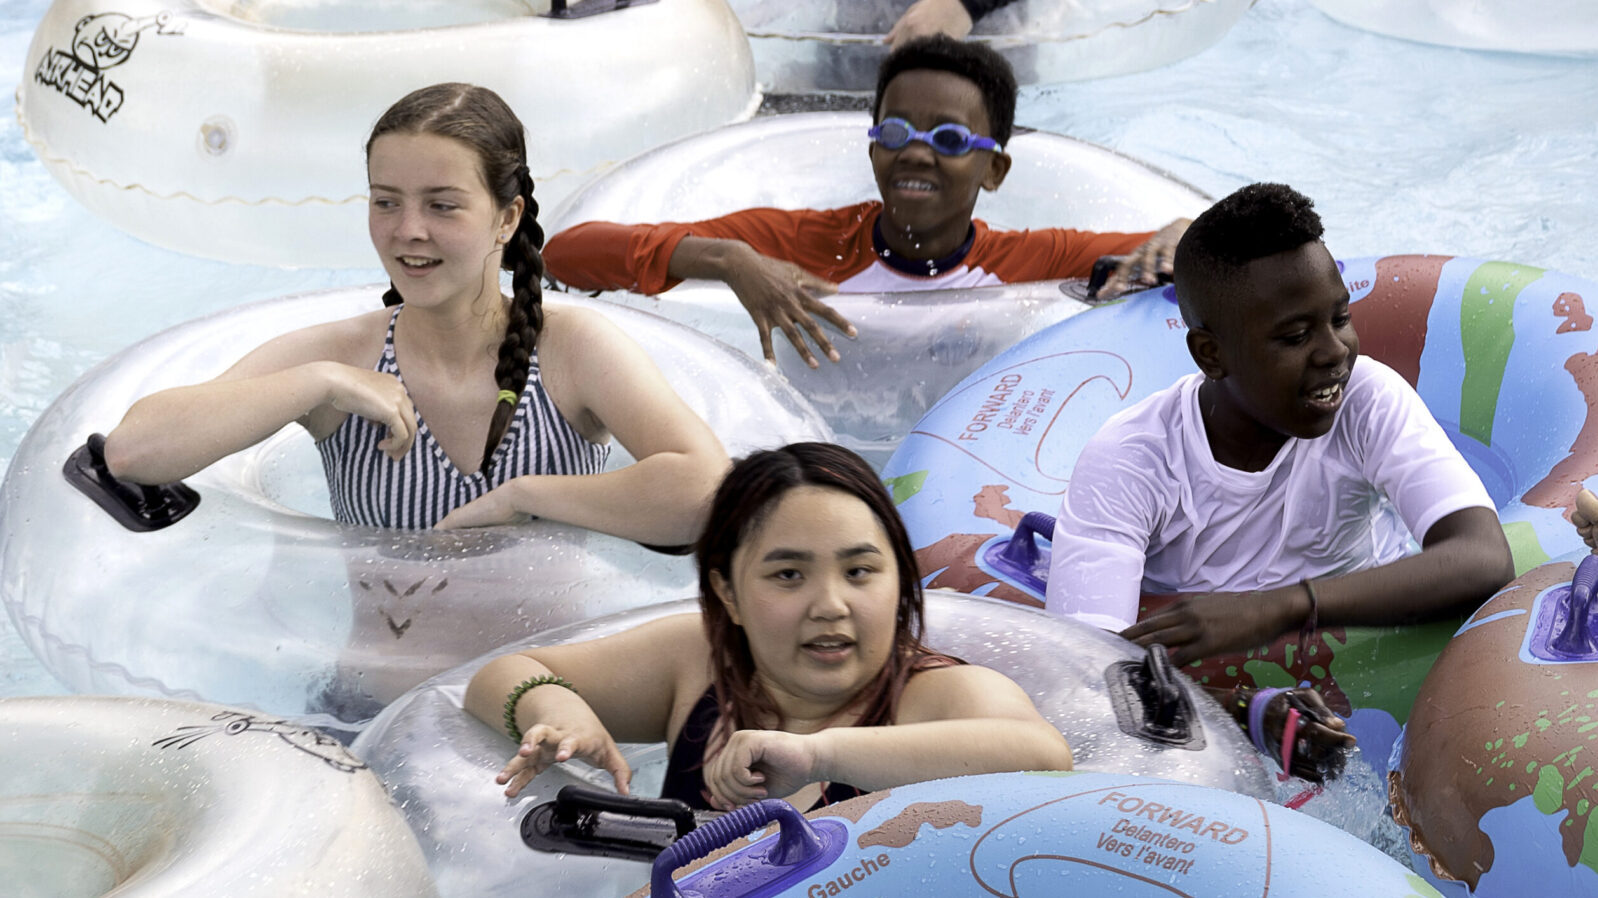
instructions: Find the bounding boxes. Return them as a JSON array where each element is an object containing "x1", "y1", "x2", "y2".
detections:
[{"x1": 694, "y1": 442, "x2": 954, "y2": 754}]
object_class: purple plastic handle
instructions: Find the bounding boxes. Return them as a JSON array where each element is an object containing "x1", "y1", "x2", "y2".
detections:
[
  {"x1": 651, "y1": 799, "x2": 821, "y2": 898},
  {"x1": 1553, "y1": 553, "x2": 1598, "y2": 655},
  {"x1": 998, "y1": 511, "x2": 1057, "y2": 567}
]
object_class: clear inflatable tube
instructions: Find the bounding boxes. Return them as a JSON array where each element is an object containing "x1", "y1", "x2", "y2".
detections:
[
  {"x1": 726, "y1": 0, "x2": 1256, "y2": 92},
  {"x1": 545, "y1": 112, "x2": 1212, "y2": 464},
  {"x1": 351, "y1": 591, "x2": 1272, "y2": 898},
  {"x1": 0, "y1": 695, "x2": 438, "y2": 897},
  {"x1": 15, "y1": 0, "x2": 759, "y2": 267},
  {"x1": 0, "y1": 287, "x2": 832, "y2": 729}
]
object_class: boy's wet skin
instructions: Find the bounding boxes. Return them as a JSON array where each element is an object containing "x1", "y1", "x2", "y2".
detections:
[
  {"x1": 870, "y1": 69, "x2": 1011, "y2": 261},
  {"x1": 1187, "y1": 241, "x2": 1358, "y2": 472}
]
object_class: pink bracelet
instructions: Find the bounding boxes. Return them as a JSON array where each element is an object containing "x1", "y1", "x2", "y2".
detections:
[{"x1": 1280, "y1": 707, "x2": 1302, "y2": 775}]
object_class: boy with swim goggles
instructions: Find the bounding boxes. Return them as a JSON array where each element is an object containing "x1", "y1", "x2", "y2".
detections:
[{"x1": 543, "y1": 35, "x2": 1191, "y2": 367}]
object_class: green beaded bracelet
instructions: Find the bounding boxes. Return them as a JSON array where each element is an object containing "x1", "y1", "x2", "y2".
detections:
[{"x1": 502, "y1": 674, "x2": 577, "y2": 743}]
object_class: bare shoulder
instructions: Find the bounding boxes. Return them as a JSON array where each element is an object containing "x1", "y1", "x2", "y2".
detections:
[
  {"x1": 903, "y1": 662, "x2": 1015, "y2": 694},
  {"x1": 898, "y1": 662, "x2": 1038, "y2": 723},
  {"x1": 627, "y1": 612, "x2": 712, "y2": 674},
  {"x1": 625, "y1": 611, "x2": 709, "y2": 646},
  {"x1": 218, "y1": 307, "x2": 391, "y2": 380},
  {"x1": 539, "y1": 302, "x2": 632, "y2": 355},
  {"x1": 518, "y1": 611, "x2": 712, "y2": 743},
  {"x1": 537, "y1": 301, "x2": 671, "y2": 440}
]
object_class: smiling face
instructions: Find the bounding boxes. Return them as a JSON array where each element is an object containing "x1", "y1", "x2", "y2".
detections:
[
  {"x1": 709, "y1": 485, "x2": 900, "y2": 722},
  {"x1": 870, "y1": 68, "x2": 1012, "y2": 261},
  {"x1": 1188, "y1": 240, "x2": 1359, "y2": 470},
  {"x1": 367, "y1": 131, "x2": 520, "y2": 310}
]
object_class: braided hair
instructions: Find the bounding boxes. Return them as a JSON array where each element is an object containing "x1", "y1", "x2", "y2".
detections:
[{"x1": 365, "y1": 83, "x2": 546, "y2": 474}]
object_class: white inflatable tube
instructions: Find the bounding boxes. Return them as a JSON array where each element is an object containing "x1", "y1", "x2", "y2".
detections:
[
  {"x1": 352, "y1": 592, "x2": 1271, "y2": 898},
  {"x1": 15, "y1": 0, "x2": 759, "y2": 267},
  {"x1": 546, "y1": 112, "x2": 1211, "y2": 463},
  {"x1": 727, "y1": 0, "x2": 1256, "y2": 92},
  {"x1": 0, "y1": 695, "x2": 437, "y2": 897},
  {"x1": 0, "y1": 287, "x2": 832, "y2": 729},
  {"x1": 546, "y1": 112, "x2": 1210, "y2": 234},
  {"x1": 1310, "y1": 0, "x2": 1598, "y2": 55}
]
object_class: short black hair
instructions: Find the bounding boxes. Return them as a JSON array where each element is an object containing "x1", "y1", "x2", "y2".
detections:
[
  {"x1": 1174, "y1": 182, "x2": 1324, "y2": 328},
  {"x1": 873, "y1": 35, "x2": 1017, "y2": 148}
]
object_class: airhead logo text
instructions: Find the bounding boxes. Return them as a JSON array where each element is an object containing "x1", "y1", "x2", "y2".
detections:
[{"x1": 33, "y1": 10, "x2": 185, "y2": 122}]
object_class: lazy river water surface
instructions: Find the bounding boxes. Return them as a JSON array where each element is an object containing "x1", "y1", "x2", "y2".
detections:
[{"x1": 2, "y1": 0, "x2": 1596, "y2": 872}]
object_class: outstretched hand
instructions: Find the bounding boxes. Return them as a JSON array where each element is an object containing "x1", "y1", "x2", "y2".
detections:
[
  {"x1": 496, "y1": 715, "x2": 632, "y2": 799},
  {"x1": 701, "y1": 729, "x2": 821, "y2": 811},
  {"x1": 886, "y1": 0, "x2": 974, "y2": 48},
  {"x1": 1122, "y1": 586, "x2": 1303, "y2": 666},
  {"x1": 1097, "y1": 218, "x2": 1192, "y2": 300},
  {"x1": 1573, "y1": 488, "x2": 1598, "y2": 550},
  {"x1": 722, "y1": 252, "x2": 853, "y2": 368}
]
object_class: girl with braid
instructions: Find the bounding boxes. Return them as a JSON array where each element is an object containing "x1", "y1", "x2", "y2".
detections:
[{"x1": 105, "y1": 83, "x2": 728, "y2": 544}]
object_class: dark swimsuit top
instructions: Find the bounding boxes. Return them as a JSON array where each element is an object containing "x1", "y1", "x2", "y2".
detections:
[{"x1": 660, "y1": 686, "x2": 866, "y2": 812}]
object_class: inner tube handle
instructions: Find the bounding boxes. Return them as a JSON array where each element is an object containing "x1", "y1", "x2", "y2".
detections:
[
  {"x1": 1553, "y1": 554, "x2": 1598, "y2": 655},
  {"x1": 86, "y1": 433, "x2": 160, "y2": 509},
  {"x1": 553, "y1": 785, "x2": 697, "y2": 837},
  {"x1": 651, "y1": 800, "x2": 821, "y2": 898},
  {"x1": 543, "y1": 0, "x2": 658, "y2": 19},
  {"x1": 63, "y1": 433, "x2": 201, "y2": 532},
  {"x1": 998, "y1": 511, "x2": 1057, "y2": 568},
  {"x1": 1142, "y1": 644, "x2": 1186, "y2": 730}
]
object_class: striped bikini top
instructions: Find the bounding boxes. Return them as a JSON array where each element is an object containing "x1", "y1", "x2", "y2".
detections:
[{"x1": 317, "y1": 307, "x2": 610, "y2": 529}]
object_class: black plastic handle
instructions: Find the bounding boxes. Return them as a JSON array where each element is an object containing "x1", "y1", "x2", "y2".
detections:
[
  {"x1": 1104, "y1": 644, "x2": 1205, "y2": 750},
  {"x1": 554, "y1": 785, "x2": 697, "y2": 837},
  {"x1": 1142, "y1": 645, "x2": 1186, "y2": 731},
  {"x1": 520, "y1": 785, "x2": 705, "y2": 862},
  {"x1": 63, "y1": 433, "x2": 201, "y2": 532},
  {"x1": 543, "y1": 0, "x2": 659, "y2": 20}
]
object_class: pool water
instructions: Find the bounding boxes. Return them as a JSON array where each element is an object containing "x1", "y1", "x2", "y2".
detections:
[{"x1": 1, "y1": 0, "x2": 1595, "y2": 868}]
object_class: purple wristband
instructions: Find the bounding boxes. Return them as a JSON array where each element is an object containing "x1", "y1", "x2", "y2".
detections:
[{"x1": 1248, "y1": 687, "x2": 1287, "y2": 757}]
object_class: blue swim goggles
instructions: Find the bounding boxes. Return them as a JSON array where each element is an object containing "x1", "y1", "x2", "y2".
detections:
[{"x1": 868, "y1": 118, "x2": 1000, "y2": 156}]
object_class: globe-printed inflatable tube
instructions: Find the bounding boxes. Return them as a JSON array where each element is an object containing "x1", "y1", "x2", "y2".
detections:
[
  {"x1": 883, "y1": 253, "x2": 1598, "y2": 775},
  {"x1": 0, "y1": 695, "x2": 438, "y2": 897},
  {"x1": 638, "y1": 770, "x2": 1438, "y2": 897},
  {"x1": 15, "y1": 0, "x2": 758, "y2": 267},
  {"x1": 352, "y1": 592, "x2": 1271, "y2": 898},
  {"x1": 544, "y1": 112, "x2": 1211, "y2": 464},
  {"x1": 1389, "y1": 552, "x2": 1598, "y2": 897},
  {"x1": 727, "y1": 0, "x2": 1255, "y2": 92},
  {"x1": 0, "y1": 286, "x2": 832, "y2": 728},
  {"x1": 1310, "y1": 0, "x2": 1598, "y2": 55}
]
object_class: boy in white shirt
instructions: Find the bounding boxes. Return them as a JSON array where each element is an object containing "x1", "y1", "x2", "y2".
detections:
[{"x1": 1046, "y1": 183, "x2": 1514, "y2": 667}]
